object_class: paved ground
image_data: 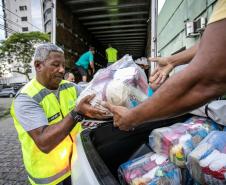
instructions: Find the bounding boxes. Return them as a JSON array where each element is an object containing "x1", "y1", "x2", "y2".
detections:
[
  {"x1": 0, "y1": 98, "x2": 29, "y2": 184},
  {"x1": 0, "y1": 97, "x2": 13, "y2": 117}
]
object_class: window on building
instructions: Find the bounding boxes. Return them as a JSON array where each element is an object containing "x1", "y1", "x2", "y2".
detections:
[
  {"x1": 22, "y1": 27, "x2": 28, "y2": 32},
  {"x1": 19, "y1": 6, "x2": 27, "y2": 11},
  {"x1": 21, "y1": 17, "x2": 27, "y2": 21}
]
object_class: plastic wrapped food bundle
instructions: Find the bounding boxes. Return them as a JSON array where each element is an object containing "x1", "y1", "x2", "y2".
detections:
[
  {"x1": 118, "y1": 152, "x2": 182, "y2": 185},
  {"x1": 187, "y1": 131, "x2": 226, "y2": 185},
  {"x1": 149, "y1": 117, "x2": 219, "y2": 167},
  {"x1": 76, "y1": 55, "x2": 149, "y2": 117}
]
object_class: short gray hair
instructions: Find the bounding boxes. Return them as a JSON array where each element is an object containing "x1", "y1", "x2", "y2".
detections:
[{"x1": 33, "y1": 43, "x2": 64, "y2": 62}]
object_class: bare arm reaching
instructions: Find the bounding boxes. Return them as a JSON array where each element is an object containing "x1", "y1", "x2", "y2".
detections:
[
  {"x1": 149, "y1": 42, "x2": 199, "y2": 84},
  {"x1": 106, "y1": 19, "x2": 226, "y2": 131}
]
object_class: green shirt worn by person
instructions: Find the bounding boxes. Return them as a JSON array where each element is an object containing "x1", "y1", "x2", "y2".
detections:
[
  {"x1": 75, "y1": 51, "x2": 94, "y2": 70},
  {"x1": 106, "y1": 47, "x2": 118, "y2": 63}
]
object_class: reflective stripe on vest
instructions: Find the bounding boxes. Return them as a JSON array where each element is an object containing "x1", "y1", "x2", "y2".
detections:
[
  {"x1": 32, "y1": 83, "x2": 75, "y2": 103},
  {"x1": 28, "y1": 166, "x2": 70, "y2": 184}
]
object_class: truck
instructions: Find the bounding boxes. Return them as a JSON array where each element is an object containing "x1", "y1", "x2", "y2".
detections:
[
  {"x1": 41, "y1": 0, "x2": 155, "y2": 79},
  {"x1": 40, "y1": 0, "x2": 219, "y2": 184}
]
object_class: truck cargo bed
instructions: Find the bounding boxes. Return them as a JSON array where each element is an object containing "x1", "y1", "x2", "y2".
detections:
[{"x1": 80, "y1": 115, "x2": 191, "y2": 185}]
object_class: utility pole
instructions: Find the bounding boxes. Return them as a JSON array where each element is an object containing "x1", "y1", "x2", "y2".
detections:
[
  {"x1": 51, "y1": 0, "x2": 56, "y2": 44},
  {"x1": 149, "y1": 0, "x2": 158, "y2": 74},
  {"x1": 151, "y1": 0, "x2": 158, "y2": 58},
  {"x1": 2, "y1": 0, "x2": 8, "y2": 38}
]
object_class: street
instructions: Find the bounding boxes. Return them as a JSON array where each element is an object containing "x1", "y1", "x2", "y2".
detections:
[{"x1": 0, "y1": 98, "x2": 28, "y2": 185}]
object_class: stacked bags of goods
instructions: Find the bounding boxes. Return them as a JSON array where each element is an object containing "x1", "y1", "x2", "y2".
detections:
[
  {"x1": 149, "y1": 117, "x2": 219, "y2": 168},
  {"x1": 76, "y1": 55, "x2": 149, "y2": 117},
  {"x1": 118, "y1": 152, "x2": 181, "y2": 185},
  {"x1": 187, "y1": 131, "x2": 226, "y2": 185}
]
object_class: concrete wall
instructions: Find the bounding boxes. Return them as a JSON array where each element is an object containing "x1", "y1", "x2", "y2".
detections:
[{"x1": 157, "y1": 0, "x2": 217, "y2": 73}]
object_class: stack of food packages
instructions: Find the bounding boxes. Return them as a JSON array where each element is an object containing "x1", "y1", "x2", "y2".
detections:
[
  {"x1": 187, "y1": 131, "x2": 226, "y2": 185},
  {"x1": 149, "y1": 116, "x2": 219, "y2": 183},
  {"x1": 149, "y1": 117, "x2": 219, "y2": 168},
  {"x1": 118, "y1": 116, "x2": 220, "y2": 185},
  {"x1": 118, "y1": 152, "x2": 182, "y2": 185}
]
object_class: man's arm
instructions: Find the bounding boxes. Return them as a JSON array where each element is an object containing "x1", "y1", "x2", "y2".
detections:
[
  {"x1": 166, "y1": 42, "x2": 198, "y2": 67},
  {"x1": 28, "y1": 95, "x2": 106, "y2": 153},
  {"x1": 28, "y1": 114, "x2": 76, "y2": 153},
  {"x1": 89, "y1": 53, "x2": 95, "y2": 73},
  {"x1": 107, "y1": 19, "x2": 226, "y2": 130},
  {"x1": 90, "y1": 61, "x2": 95, "y2": 73},
  {"x1": 149, "y1": 42, "x2": 199, "y2": 85}
]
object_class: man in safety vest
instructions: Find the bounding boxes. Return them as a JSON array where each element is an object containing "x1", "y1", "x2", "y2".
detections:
[
  {"x1": 105, "y1": 44, "x2": 118, "y2": 66},
  {"x1": 10, "y1": 43, "x2": 106, "y2": 185}
]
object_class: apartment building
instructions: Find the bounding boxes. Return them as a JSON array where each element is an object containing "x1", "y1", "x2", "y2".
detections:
[{"x1": 3, "y1": 0, "x2": 32, "y2": 37}]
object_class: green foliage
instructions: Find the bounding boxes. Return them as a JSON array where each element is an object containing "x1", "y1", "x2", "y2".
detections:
[{"x1": 0, "y1": 32, "x2": 50, "y2": 80}]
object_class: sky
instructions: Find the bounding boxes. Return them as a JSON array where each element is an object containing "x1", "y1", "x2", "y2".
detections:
[
  {"x1": 0, "y1": 0, "x2": 42, "y2": 40},
  {"x1": 158, "y1": 0, "x2": 166, "y2": 14}
]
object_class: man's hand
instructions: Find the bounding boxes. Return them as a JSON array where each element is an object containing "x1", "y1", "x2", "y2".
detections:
[
  {"x1": 148, "y1": 57, "x2": 174, "y2": 85},
  {"x1": 76, "y1": 95, "x2": 107, "y2": 119},
  {"x1": 103, "y1": 102, "x2": 136, "y2": 131}
]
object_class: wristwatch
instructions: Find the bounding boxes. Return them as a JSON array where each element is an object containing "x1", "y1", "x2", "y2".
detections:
[{"x1": 70, "y1": 110, "x2": 84, "y2": 122}]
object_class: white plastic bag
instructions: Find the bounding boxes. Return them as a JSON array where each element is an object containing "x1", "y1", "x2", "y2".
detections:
[
  {"x1": 76, "y1": 55, "x2": 149, "y2": 117},
  {"x1": 187, "y1": 131, "x2": 226, "y2": 184},
  {"x1": 191, "y1": 100, "x2": 226, "y2": 126},
  {"x1": 118, "y1": 152, "x2": 182, "y2": 185}
]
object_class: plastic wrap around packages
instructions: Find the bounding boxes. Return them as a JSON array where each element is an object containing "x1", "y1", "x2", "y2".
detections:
[
  {"x1": 187, "y1": 131, "x2": 226, "y2": 185},
  {"x1": 149, "y1": 117, "x2": 219, "y2": 167},
  {"x1": 76, "y1": 55, "x2": 149, "y2": 116},
  {"x1": 118, "y1": 152, "x2": 182, "y2": 185}
]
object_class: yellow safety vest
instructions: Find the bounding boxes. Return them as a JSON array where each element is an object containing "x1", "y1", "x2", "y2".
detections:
[
  {"x1": 10, "y1": 79, "x2": 82, "y2": 185},
  {"x1": 106, "y1": 47, "x2": 118, "y2": 63}
]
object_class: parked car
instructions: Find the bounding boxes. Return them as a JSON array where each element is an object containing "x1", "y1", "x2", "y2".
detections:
[{"x1": 0, "y1": 87, "x2": 16, "y2": 98}]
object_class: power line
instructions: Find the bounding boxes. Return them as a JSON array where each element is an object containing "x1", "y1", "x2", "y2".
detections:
[
  {"x1": 0, "y1": 25, "x2": 16, "y2": 34},
  {"x1": 0, "y1": 15, "x2": 22, "y2": 29},
  {"x1": 0, "y1": 16, "x2": 20, "y2": 35},
  {"x1": 0, "y1": 4, "x2": 42, "y2": 31},
  {"x1": 0, "y1": 23, "x2": 17, "y2": 34}
]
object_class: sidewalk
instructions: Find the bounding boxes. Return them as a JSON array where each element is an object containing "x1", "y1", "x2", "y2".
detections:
[
  {"x1": 0, "y1": 115, "x2": 29, "y2": 185},
  {"x1": 0, "y1": 107, "x2": 10, "y2": 118}
]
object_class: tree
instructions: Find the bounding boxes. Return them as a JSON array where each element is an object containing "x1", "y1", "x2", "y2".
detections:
[{"x1": 0, "y1": 32, "x2": 50, "y2": 80}]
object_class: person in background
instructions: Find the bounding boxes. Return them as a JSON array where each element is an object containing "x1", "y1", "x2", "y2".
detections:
[
  {"x1": 64, "y1": 72, "x2": 75, "y2": 82},
  {"x1": 106, "y1": 44, "x2": 118, "y2": 66},
  {"x1": 64, "y1": 72, "x2": 86, "y2": 95},
  {"x1": 104, "y1": 0, "x2": 226, "y2": 131},
  {"x1": 75, "y1": 46, "x2": 95, "y2": 82},
  {"x1": 11, "y1": 43, "x2": 106, "y2": 185}
]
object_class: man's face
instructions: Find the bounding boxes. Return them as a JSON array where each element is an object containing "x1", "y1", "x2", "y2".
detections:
[{"x1": 38, "y1": 52, "x2": 65, "y2": 90}]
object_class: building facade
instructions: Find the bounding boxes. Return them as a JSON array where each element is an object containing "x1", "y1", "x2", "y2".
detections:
[
  {"x1": 156, "y1": 0, "x2": 218, "y2": 73},
  {"x1": 3, "y1": 0, "x2": 32, "y2": 37},
  {"x1": 41, "y1": 0, "x2": 52, "y2": 34}
]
